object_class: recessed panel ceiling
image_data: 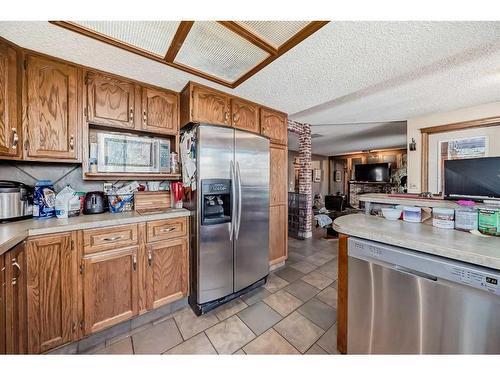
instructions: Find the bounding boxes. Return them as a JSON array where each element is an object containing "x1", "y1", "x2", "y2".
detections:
[
  {"x1": 50, "y1": 20, "x2": 328, "y2": 87},
  {"x1": 238, "y1": 21, "x2": 310, "y2": 48},
  {"x1": 73, "y1": 21, "x2": 180, "y2": 57},
  {"x1": 174, "y1": 21, "x2": 270, "y2": 83}
]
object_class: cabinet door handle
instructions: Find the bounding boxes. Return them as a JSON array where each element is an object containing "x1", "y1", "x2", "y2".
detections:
[
  {"x1": 147, "y1": 251, "x2": 152, "y2": 267},
  {"x1": 102, "y1": 236, "x2": 123, "y2": 242},
  {"x1": 69, "y1": 135, "x2": 74, "y2": 150},
  {"x1": 132, "y1": 254, "x2": 137, "y2": 271},
  {"x1": 143, "y1": 109, "x2": 147, "y2": 125},
  {"x1": 11, "y1": 128, "x2": 18, "y2": 149},
  {"x1": 12, "y1": 258, "x2": 21, "y2": 285},
  {"x1": 129, "y1": 107, "x2": 134, "y2": 122},
  {"x1": 159, "y1": 227, "x2": 175, "y2": 233}
]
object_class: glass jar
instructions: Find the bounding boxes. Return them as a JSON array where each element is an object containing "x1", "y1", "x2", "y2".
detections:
[{"x1": 454, "y1": 200, "x2": 478, "y2": 232}]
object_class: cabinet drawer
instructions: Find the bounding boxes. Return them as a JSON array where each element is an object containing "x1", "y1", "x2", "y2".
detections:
[
  {"x1": 147, "y1": 218, "x2": 188, "y2": 243},
  {"x1": 83, "y1": 224, "x2": 138, "y2": 254}
]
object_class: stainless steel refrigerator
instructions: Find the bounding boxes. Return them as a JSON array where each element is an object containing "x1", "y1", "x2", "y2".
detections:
[{"x1": 187, "y1": 124, "x2": 270, "y2": 314}]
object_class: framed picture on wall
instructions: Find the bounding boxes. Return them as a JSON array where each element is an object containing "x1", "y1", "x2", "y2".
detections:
[
  {"x1": 334, "y1": 170, "x2": 342, "y2": 182},
  {"x1": 312, "y1": 169, "x2": 322, "y2": 183}
]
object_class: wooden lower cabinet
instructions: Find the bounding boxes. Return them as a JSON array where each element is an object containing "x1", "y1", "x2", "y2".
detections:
[
  {"x1": 0, "y1": 253, "x2": 5, "y2": 354},
  {"x1": 146, "y1": 238, "x2": 188, "y2": 310},
  {"x1": 5, "y1": 241, "x2": 27, "y2": 354},
  {"x1": 1, "y1": 219, "x2": 190, "y2": 354},
  {"x1": 269, "y1": 204, "x2": 288, "y2": 265},
  {"x1": 26, "y1": 233, "x2": 76, "y2": 354},
  {"x1": 83, "y1": 246, "x2": 139, "y2": 335}
]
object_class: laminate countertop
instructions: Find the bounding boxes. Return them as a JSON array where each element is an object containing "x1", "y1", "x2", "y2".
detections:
[
  {"x1": 333, "y1": 214, "x2": 500, "y2": 271},
  {"x1": 0, "y1": 208, "x2": 191, "y2": 256}
]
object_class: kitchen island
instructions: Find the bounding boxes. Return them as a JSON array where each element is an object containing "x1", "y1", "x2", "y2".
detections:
[{"x1": 333, "y1": 214, "x2": 500, "y2": 354}]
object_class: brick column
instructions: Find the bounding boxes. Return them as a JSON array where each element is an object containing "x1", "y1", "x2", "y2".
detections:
[{"x1": 288, "y1": 120, "x2": 313, "y2": 238}]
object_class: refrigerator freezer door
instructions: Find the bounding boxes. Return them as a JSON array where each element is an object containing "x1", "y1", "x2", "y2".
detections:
[
  {"x1": 234, "y1": 130, "x2": 270, "y2": 292},
  {"x1": 197, "y1": 125, "x2": 235, "y2": 303}
]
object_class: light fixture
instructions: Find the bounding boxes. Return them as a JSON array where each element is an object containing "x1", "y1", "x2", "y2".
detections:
[{"x1": 409, "y1": 138, "x2": 417, "y2": 151}]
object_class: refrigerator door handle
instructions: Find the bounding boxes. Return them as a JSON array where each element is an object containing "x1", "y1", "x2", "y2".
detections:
[
  {"x1": 235, "y1": 161, "x2": 243, "y2": 240},
  {"x1": 230, "y1": 161, "x2": 236, "y2": 241}
]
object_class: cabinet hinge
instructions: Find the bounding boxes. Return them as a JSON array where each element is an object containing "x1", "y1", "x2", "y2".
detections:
[
  {"x1": 79, "y1": 263, "x2": 84, "y2": 274},
  {"x1": 23, "y1": 59, "x2": 27, "y2": 70}
]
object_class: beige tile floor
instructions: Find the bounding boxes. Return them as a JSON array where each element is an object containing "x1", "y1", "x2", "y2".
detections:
[{"x1": 92, "y1": 227, "x2": 340, "y2": 355}]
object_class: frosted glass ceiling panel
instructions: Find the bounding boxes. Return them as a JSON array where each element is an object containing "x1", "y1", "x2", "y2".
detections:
[
  {"x1": 74, "y1": 21, "x2": 180, "y2": 56},
  {"x1": 175, "y1": 21, "x2": 270, "y2": 82},
  {"x1": 238, "y1": 21, "x2": 310, "y2": 48}
]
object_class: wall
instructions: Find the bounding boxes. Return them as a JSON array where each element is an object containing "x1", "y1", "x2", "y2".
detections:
[
  {"x1": 288, "y1": 150, "x2": 329, "y2": 198},
  {"x1": 0, "y1": 161, "x2": 102, "y2": 192},
  {"x1": 407, "y1": 101, "x2": 500, "y2": 193}
]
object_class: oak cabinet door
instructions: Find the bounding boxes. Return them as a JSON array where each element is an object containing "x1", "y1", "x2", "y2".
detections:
[
  {"x1": 86, "y1": 71, "x2": 136, "y2": 129},
  {"x1": 83, "y1": 246, "x2": 138, "y2": 335},
  {"x1": 231, "y1": 98, "x2": 259, "y2": 133},
  {"x1": 0, "y1": 254, "x2": 5, "y2": 354},
  {"x1": 146, "y1": 238, "x2": 188, "y2": 310},
  {"x1": 25, "y1": 55, "x2": 79, "y2": 160},
  {"x1": 26, "y1": 233, "x2": 75, "y2": 354},
  {"x1": 5, "y1": 241, "x2": 27, "y2": 354},
  {"x1": 0, "y1": 42, "x2": 20, "y2": 158},
  {"x1": 192, "y1": 84, "x2": 230, "y2": 126},
  {"x1": 260, "y1": 108, "x2": 287, "y2": 145},
  {"x1": 141, "y1": 87, "x2": 178, "y2": 134},
  {"x1": 269, "y1": 205, "x2": 287, "y2": 264},
  {"x1": 270, "y1": 145, "x2": 288, "y2": 206}
]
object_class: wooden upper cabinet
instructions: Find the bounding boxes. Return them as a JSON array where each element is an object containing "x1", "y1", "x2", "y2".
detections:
[
  {"x1": 5, "y1": 241, "x2": 27, "y2": 354},
  {"x1": 260, "y1": 108, "x2": 288, "y2": 145},
  {"x1": 190, "y1": 84, "x2": 230, "y2": 126},
  {"x1": 146, "y1": 238, "x2": 188, "y2": 310},
  {"x1": 25, "y1": 55, "x2": 79, "y2": 161},
  {"x1": 83, "y1": 246, "x2": 138, "y2": 335},
  {"x1": 0, "y1": 42, "x2": 20, "y2": 158},
  {"x1": 270, "y1": 144, "x2": 288, "y2": 206},
  {"x1": 26, "y1": 233, "x2": 75, "y2": 354},
  {"x1": 231, "y1": 98, "x2": 259, "y2": 133},
  {"x1": 141, "y1": 86, "x2": 179, "y2": 135},
  {"x1": 86, "y1": 71, "x2": 137, "y2": 130}
]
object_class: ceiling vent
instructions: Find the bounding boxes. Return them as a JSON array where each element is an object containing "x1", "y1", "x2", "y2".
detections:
[
  {"x1": 51, "y1": 21, "x2": 328, "y2": 88},
  {"x1": 311, "y1": 133, "x2": 324, "y2": 138}
]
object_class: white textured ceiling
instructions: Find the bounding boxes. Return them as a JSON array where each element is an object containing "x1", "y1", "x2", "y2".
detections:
[{"x1": 1, "y1": 21, "x2": 499, "y2": 156}]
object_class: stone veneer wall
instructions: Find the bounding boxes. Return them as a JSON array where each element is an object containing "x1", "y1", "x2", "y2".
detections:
[{"x1": 288, "y1": 119, "x2": 312, "y2": 238}]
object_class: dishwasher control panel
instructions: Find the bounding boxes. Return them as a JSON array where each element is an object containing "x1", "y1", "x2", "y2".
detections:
[
  {"x1": 348, "y1": 237, "x2": 500, "y2": 297},
  {"x1": 448, "y1": 267, "x2": 499, "y2": 295}
]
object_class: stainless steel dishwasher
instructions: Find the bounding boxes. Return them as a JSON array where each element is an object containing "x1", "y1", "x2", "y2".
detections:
[{"x1": 347, "y1": 237, "x2": 500, "y2": 354}]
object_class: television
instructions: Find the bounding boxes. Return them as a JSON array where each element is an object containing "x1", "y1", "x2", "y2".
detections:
[
  {"x1": 444, "y1": 157, "x2": 500, "y2": 200},
  {"x1": 354, "y1": 163, "x2": 390, "y2": 182}
]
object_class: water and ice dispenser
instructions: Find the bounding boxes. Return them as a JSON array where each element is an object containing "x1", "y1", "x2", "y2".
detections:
[{"x1": 201, "y1": 179, "x2": 232, "y2": 225}]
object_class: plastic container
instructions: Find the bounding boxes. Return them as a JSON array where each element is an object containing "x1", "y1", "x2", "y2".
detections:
[
  {"x1": 455, "y1": 200, "x2": 478, "y2": 231},
  {"x1": 432, "y1": 207, "x2": 455, "y2": 229},
  {"x1": 33, "y1": 180, "x2": 56, "y2": 219},
  {"x1": 478, "y1": 207, "x2": 499, "y2": 236},
  {"x1": 381, "y1": 208, "x2": 402, "y2": 221},
  {"x1": 107, "y1": 194, "x2": 134, "y2": 213},
  {"x1": 402, "y1": 206, "x2": 421, "y2": 223}
]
